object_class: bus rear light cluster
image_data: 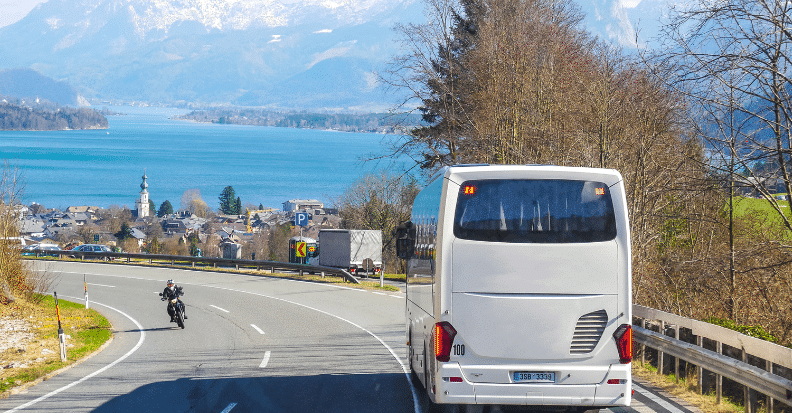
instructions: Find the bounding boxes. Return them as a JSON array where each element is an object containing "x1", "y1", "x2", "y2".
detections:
[
  {"x1": 607, "y1": 379, "x2": 626, "y2": 384},
  {"x1": 434, "y1": 322, "x2": 457, "y2": 362},
  {"x1": 442, "y1": 377, "x2": 463, "y2": 382},
  {"x1": 613, "y1": 324, "x2": 632, "y2": 364}
]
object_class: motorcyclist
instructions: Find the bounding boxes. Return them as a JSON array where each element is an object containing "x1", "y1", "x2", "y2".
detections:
[{"x1": 160, "y1": 279, "x2": 187, "y2": 322}]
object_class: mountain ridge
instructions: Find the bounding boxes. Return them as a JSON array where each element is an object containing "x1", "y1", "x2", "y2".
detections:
[{"x1": 0, "y1": 0, "x2": 669, "y2": 110}]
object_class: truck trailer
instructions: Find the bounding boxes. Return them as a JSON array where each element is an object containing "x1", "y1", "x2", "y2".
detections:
[{"x1": 317, "y1": 229, "x2": 382, "y2": 276}]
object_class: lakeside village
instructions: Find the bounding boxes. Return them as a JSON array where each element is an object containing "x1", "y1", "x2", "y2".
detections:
[{"x1": 12, "y1": 173, "x2": 341, "y2": 260}]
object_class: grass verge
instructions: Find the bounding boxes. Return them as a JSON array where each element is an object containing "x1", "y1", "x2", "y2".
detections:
[{"x1": 0, "y1": 295, "x2": 112, "y2": 397}]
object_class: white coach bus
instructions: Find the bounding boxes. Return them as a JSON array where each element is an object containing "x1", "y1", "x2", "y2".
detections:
[{"x1": 396, "y1": 165, "x2": 632, "y2": 412}]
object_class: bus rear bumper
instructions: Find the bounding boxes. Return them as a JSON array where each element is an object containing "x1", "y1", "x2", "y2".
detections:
[{"x1": 434, "y1": 365, "x2": 631, "y2": 407}]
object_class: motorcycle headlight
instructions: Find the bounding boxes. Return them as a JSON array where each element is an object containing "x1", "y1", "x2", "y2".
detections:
[{"x1": 171, "y1": 298, "x2": 178, "y2": 304}]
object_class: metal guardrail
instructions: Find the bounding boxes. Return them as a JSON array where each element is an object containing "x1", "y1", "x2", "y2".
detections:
[
  {"x1": 633, "y1": 305, "x2": 792, "y2": 411},
  {"x1": 32, "y1": 250, "x2": 361, "y2": 284}
]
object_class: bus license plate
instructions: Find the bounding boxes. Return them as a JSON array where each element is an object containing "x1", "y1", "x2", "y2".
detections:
[{"x1": 513, "y1": 372, "x2": 555, "y2": 383}]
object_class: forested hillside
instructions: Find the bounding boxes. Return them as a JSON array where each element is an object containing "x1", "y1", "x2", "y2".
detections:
[
  {"x1": 375, "y1": 0, "x2": 792, "y2": 345},
  {"x1": 0, "y1": 102, "x2": 108, "y2": 131},
  {"x1": 178, "y1": 109, "x2": 418, "y2": 134}
]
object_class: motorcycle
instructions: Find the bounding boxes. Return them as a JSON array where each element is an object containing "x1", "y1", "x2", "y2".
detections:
[{"x1": 159, "y1": 288, "x2": 186, "y2": 329}]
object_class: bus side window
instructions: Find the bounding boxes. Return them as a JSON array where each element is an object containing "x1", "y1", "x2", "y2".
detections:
[{"x1": 395, "y1": 221, "x2": 415, "y2": 259}]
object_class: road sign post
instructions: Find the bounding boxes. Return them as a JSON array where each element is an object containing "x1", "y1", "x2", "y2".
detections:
[{"x1": 54, "y1": 292, "x2": 67, "y2": 362}]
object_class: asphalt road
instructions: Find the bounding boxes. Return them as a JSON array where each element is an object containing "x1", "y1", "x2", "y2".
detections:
[{"x1": 0, "y1": 261, "x2": 701, "y2": 413}]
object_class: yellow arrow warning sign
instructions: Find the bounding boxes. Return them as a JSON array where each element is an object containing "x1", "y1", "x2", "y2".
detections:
[{"x1": 296, "y1": 242, "x2": 307, "y2": 258}]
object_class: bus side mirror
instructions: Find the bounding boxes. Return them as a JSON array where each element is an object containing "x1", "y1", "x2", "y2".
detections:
[{"x1": 395, "y1": 221, "x2": 415, "y2": 260}]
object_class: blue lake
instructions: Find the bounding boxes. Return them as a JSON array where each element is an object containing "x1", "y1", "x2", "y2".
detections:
[{"x1": 0, "y1": 106, "x2": 408, "y2": 210}]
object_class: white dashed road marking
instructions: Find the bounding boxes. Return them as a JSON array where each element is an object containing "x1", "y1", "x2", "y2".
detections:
[
  {"x1": 210, "y1": 305, "x2": 230, "y2": 313},
  {"x1": 86, "y1": 283, "x2": 115, "y2": 288},
  {"x1": 259, "y1": 351, "x2": 271, "y2": 368},
  {"x1": 220, "y1": 402, "x2": 237, "y2": 413},
  {"x1": 250, "y1": 324, "x2": 265, "y2": 335}
]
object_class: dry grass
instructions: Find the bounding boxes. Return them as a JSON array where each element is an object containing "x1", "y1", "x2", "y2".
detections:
[
  {"x1": 0, "y1": 295, "x2": 111, "y2": 396},
  {"x1": 633, "y1": 361, "x2": 744, "y2": 413}
]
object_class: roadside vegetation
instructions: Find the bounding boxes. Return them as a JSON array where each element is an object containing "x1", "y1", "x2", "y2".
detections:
[
  {"x1": 362, "y1": 0, "x2": 792, "y2": 349},
  {"x1": 0, "y1": 165, "x2": 112, "y2": 396},
  {"x1": 0, "y1": 295, "x2": 112, "y2": 396}
]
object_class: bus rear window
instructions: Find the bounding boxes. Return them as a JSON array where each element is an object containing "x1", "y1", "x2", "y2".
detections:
[{"x1": 453, "y1": 179, "x2": 617, "y2": 243}]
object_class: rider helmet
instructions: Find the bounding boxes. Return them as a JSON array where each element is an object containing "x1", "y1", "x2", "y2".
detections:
[{"x1": 167, "y1": 279, "x2": 174, "y2": 288}]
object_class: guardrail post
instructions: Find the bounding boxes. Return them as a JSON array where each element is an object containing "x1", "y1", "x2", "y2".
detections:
[
  {"x1": 321, "y1": 271, "x2": 325, "y2": 278},
  {"x1": 126, "y1": 256, "x2": 130, "y2": 263},
  {"x1": 674, "y1": 324, "x2": 680, "y2": 383},
  {"x1": 641, "y1": 319, "x2": 647, "y2": 365},
  {"x1": 717, "y1": 341, "x2": 722, "y2": 404},
  {"x1": 697, "y1": 335, "x2": 703, "y2": 394},
  {"x1": 192, "y1": 261, "x2": 195, "y2": 268},
  {"x1": 299, "y1": 269, "x2": 303, "y2": 276},
  {"x1": 766, "y1": 360, "x2": 774, "y2": 413},
  {"x1": 743, "y1": 349, "x2": 754, "y2": 413},
  {"x1": 658, "y1": 320, "x2": 665, "y2": 376},
  {"x1": 270, "y1": 267, "x2": 274, "y2": 273}
]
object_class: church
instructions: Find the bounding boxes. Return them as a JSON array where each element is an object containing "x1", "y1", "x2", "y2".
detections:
[{"x1": 134, "y1": 172, "x2": 150, "y2": 218}]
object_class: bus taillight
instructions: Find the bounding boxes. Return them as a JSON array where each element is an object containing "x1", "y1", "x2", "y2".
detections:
[
  {"x1": 613, "y1": 324, "x2": 632, "y2": 364},
  {"x1": 434, "y1": 322, "x2": 457, "y2": 362}
]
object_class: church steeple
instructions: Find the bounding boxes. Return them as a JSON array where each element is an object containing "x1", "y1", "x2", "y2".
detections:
[{"x1": 135, "y1": 171, "x2": 150, "y2": 218}]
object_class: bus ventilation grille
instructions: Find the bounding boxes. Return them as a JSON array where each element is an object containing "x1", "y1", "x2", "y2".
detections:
[{"x1": 570, "y1": 310, "x2": 608, "y2": 354}]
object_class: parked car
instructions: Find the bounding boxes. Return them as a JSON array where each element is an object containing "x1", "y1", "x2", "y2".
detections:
[
  {"x1": 70, "y1": 244, "x2": 114, "y2": 260},
  {"x1": 21, "y1": 244, "x2": 62, "y2": 257}
]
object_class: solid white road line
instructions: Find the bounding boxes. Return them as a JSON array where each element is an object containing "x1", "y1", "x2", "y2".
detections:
[
  {"x1": 389, "y1": 295, "x2": 402, "y2": 299},
  {"x1": 87, "y1": 283, "x2": 116, "y2": 288},
  {"x1": 3, "y1": 296, "x2": 146, "y2": 413},
  {"x1": 210, "y1": 305, "x2": 230, "y2": 313},
  {"x1": 250, "y1": 324, "x2": 265, "y2": 335},
  {"x1": 372, "y1": 292, "x2": 387, "y2": 296},
  {"x1": 220, "y1": 402, "x2": 237, "y2": 413},
  {"x1": 259, "y1": 351, "x2": 271, "y2": 368},
  {"x1": 633, "y1": 383, "x2": 686, "y2": 413}
]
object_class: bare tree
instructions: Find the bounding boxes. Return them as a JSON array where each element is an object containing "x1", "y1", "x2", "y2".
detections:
[
  {"x1": 0, "y1": 163, "x2": 25, "y2": 304},
  {"x1": 334, "y1": 171, "x2": 420, "y2": 272}
]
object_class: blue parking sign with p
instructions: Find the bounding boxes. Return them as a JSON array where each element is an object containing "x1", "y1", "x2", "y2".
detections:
[{"x1": 295, "y1": 212, "x2": 309, "y2": 226}]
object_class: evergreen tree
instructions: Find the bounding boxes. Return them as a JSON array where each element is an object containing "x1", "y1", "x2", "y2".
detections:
[
  {"x1": 158, "y1": 200, "x2": 173, "y2": 217},
  {"x1": 148, "y1": 237, "x2": 161, "y2": 254},
  {"x1": 148, "y1": 200, "x2": 156, "y2": 215},
  {"x1": 235, "y1": 197, "x2": 242, "y2": 215},
  {"x1": 115, "y1": 222, "x2": 134, "y2": 241},
  {"x1": 219, "y1": 186, "x2": 237, "y2": 215},
  {"x1": 410, "y1": 0, "x2": 484, "y2": 169}
]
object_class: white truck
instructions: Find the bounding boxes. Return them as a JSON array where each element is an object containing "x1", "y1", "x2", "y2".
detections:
[{"x1": 317, "y1": 229, "x2": 382, "y2": 276}]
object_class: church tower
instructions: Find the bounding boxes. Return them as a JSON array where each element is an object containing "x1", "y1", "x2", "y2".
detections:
[{"x1": 135, "y1": 172, "x2": 150, "y2": 218}]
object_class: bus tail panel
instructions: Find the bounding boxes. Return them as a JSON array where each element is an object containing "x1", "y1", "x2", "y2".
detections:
[{"x1": 451, "y1": 292, "x2": 619, "y2": 363}]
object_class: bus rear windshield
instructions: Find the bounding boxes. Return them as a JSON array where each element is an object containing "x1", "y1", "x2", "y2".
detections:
[{"x1": 454, "y1": 179, "x2": 617, "y2": 243}]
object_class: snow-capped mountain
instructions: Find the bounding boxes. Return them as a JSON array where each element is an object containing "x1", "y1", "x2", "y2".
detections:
[
  {"x1": 0, "y1": 0, "x2": 423, "y2": 110},
  {"x1": 0, "y1": 0, "x2": 672, "y2": 110}
]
